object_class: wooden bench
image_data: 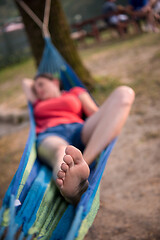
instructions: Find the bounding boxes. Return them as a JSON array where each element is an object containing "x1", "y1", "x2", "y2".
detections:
[{"x1": 71, "y1": 11, "x2": 129, "y2": 42}]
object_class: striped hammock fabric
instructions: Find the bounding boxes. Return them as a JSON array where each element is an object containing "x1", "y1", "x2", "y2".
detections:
[{"x1": 0, "y1": 37, "x2": 116, "y2": 240}]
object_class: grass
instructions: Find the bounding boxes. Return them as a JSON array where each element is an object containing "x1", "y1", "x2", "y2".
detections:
[
  {"x1": 0, "y1": 58, "x2": 35, "y2": 84},
  {"x1": 91, "y1": 76, "x2": 122, "y2": 104},
  {"x1": 0, "y1": 85, "x2": 21, "y2": 102},
  {"x1": 144, "y1": 131, "x2": 160, "y2": 140},
  {"x1": 79, "y1": 32, "x2": 160, "y2": 59},
  {"x1": 0, "y1": 58, "x2": 36, "y2": 107},
  {"x1": 81, "y1": 32, "x2": 160, "y2": 103},
  {"x1": 130, "y1": 55, "x2": 160, "y2": 101},
  {"x1": 0, "y1": 127, "x2": 29, "y2": 205}
]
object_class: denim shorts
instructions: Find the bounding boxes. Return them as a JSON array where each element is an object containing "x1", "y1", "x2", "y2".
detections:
[{"x1": 36, "y1": 123, "x2": 85, "y2": 152}]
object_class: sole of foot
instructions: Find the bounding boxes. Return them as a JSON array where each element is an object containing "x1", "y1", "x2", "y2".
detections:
[{"x1": 56, "y1": 145, "x2": 90, "y2": 205}]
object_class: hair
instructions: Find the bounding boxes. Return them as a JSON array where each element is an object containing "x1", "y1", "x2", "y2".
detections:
[
  {"x1": 34, "y1": 73, "x2": 63, "y2": 90},
  {"x1": 34, "y1": 73, "x2": 54, "y2": 81}
]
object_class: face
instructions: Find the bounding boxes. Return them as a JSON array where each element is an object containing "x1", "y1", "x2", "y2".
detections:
[{"x1": 34, "y1": 77, "x2": 61, "y2": 100}]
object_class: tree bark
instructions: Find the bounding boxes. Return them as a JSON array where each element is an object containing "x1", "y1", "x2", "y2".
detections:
[{"x1": 14, "y1": 0, "x2": 93, "y2": 89}]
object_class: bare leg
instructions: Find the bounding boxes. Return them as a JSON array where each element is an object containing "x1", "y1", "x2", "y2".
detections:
[
  {"x1": 147, "y1": 10, "x2": 159, "y2": 32},
  {"x1": 82, "y1": 86, "x2": 135, "y2": 165},
  {"x1": 37, "y1": 136, "x2": 68, "y2": 178},
  {"x1": 37, "y1": 136, "x2": 90, "y2": 204},
  {"x1": 116, "y1": 22, "x2": 128, "y2": 37}
]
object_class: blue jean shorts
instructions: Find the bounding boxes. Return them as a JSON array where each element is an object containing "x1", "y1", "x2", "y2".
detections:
[{"x1": 36, "y1": 123, "x2": 85, "y2": 152}]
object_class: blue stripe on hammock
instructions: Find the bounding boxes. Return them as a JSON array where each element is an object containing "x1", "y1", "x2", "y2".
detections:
[
  {"x1": 5, "y1": 195, "x2": 19, "y2": 240},
  {"x1": 15, "y1": 166, "x2": 52, "y2": 234},
  {"x1": 18, "y1": 159, "x2": 42, "y2": 205},
  {"x1": 11, "y1": 103, "x2": 36, "y2": 198},
  {"x1": 2, "y1": 174, "x2": 17, "y2": 207},
  {"x1": 18, "y1": 232, "x2": 25, "y2": 240},
  {"x1": 65, "y1": 206, "x2": 84, "y2": 240}
]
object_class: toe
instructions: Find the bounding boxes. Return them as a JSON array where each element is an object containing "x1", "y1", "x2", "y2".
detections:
[
  {"x1": 61, "y1": 163, "x2": 69, "y2": 172},
  {"x1": 57, "y1": 170, "x2": 65, "y2": 179},
  {"x1": 65, "y1": 146, "x2": 83, "y2": 164},
  {"x1": 56, "y1": 178, "x2": 63, "y2": 188},
  {"x1": 63, "y1": 155, "x2": 74, "y2": 167}
]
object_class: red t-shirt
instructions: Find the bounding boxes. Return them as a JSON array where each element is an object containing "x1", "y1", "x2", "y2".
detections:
[{"x1": 33, "y1": 87, "x2": 86, "y2": 134}]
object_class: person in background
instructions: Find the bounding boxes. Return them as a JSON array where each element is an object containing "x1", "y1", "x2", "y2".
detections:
[
  {"x1": 102, "y1": 0, "x2": 129, "y2": 37},
  {"x1": 126, "y1": 0, "x2": 159, "y2": 32},
  {"x1": 153, "y1": 0, "x2": 160, "y2": 22}
]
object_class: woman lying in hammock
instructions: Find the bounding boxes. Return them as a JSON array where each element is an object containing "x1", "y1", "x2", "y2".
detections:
[{"x1": 22, "y1": 73, "x2": 135, "y2": 205}]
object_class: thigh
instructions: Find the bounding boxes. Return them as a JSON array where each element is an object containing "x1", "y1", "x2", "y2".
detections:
[
  {"x1": 82, "y1": 86, "x2": 133, "y2": 145},
  {"x1": 81, "y1": 89, "x2": 116, "y2": 144},
  {"x1": 37, "y1": 136, "x2": 68, "y2": 168}
]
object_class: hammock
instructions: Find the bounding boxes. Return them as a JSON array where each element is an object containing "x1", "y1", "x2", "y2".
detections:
[
  {"x1": 0, "y1": 36, "x2": 116, "y2": 240},
  {"x1": 0, "y1": 1, "x2": 116, "y2": 239}
]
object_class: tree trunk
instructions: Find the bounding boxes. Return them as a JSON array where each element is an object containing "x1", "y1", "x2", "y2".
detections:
[{"x1": 14, "y1": 0, "x2": 93, "y2": 89}]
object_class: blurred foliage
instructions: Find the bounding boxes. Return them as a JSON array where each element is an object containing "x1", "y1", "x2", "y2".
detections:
[
  {"x1": 0, "y1": 29, "x2": 31, "y2": 69},
  {"x1": 61, "y1": 0, "x2": 128, "y2": 23},
  {"x1": 0, "y1": 0, "x2": 128, "y2": 25},
  {"x1": 0, "y1": 0, "x2": 18, "y2": 26}
]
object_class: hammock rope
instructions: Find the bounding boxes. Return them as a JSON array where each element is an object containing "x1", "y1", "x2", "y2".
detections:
[
  {"x1": 16, "y1": 0, "x2": 51, "y2": 37},
  {"x1": 43, "y1": 0, "x2": 51, "y2": 37},
  {"x1": 17, "y1": 0, "x2": 43, "y2": 29}
]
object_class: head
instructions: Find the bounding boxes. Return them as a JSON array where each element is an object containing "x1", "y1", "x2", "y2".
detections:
[{"x1": 34, "y1": 73, "x2": 61, "y2": 100}]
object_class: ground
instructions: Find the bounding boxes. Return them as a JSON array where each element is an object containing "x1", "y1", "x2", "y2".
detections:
[{"x1": 0, "y1": 32, "x2": 160, "y2": 239}]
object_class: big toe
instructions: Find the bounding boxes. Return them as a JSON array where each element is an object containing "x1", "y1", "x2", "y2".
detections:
[{"x1": 65, "y1": 145, "x2": 83, "y2": 164}]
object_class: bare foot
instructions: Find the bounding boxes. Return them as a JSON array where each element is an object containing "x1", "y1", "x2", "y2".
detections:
[{"x1": 56, "y1": 145, "x2": 90, "y2": 205}]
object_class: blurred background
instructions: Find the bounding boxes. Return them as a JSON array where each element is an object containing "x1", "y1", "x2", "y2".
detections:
[{"x1": 0, "y1": 0, "x2": 160, "y2": 239}]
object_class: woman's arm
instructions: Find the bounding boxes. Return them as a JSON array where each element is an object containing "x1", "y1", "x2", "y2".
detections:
[
  {"x1": 79, "y1": 92, "x2": 99, "y2": 117},
  {"x1": 22, "y1": 78, "x2": 38, "y2": 104}
]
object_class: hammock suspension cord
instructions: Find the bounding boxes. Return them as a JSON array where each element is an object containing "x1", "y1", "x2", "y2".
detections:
[
  {"x1": 43, "y1": 0, "x2": 51, "y2": 37},
  {"x1": 16, "y1": 0, "x2": 51, "y2": 37}
]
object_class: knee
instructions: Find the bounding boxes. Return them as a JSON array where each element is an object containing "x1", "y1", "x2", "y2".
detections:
[{"x1": 114, "y1": 86, "x2": 135, "y2": 106}]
